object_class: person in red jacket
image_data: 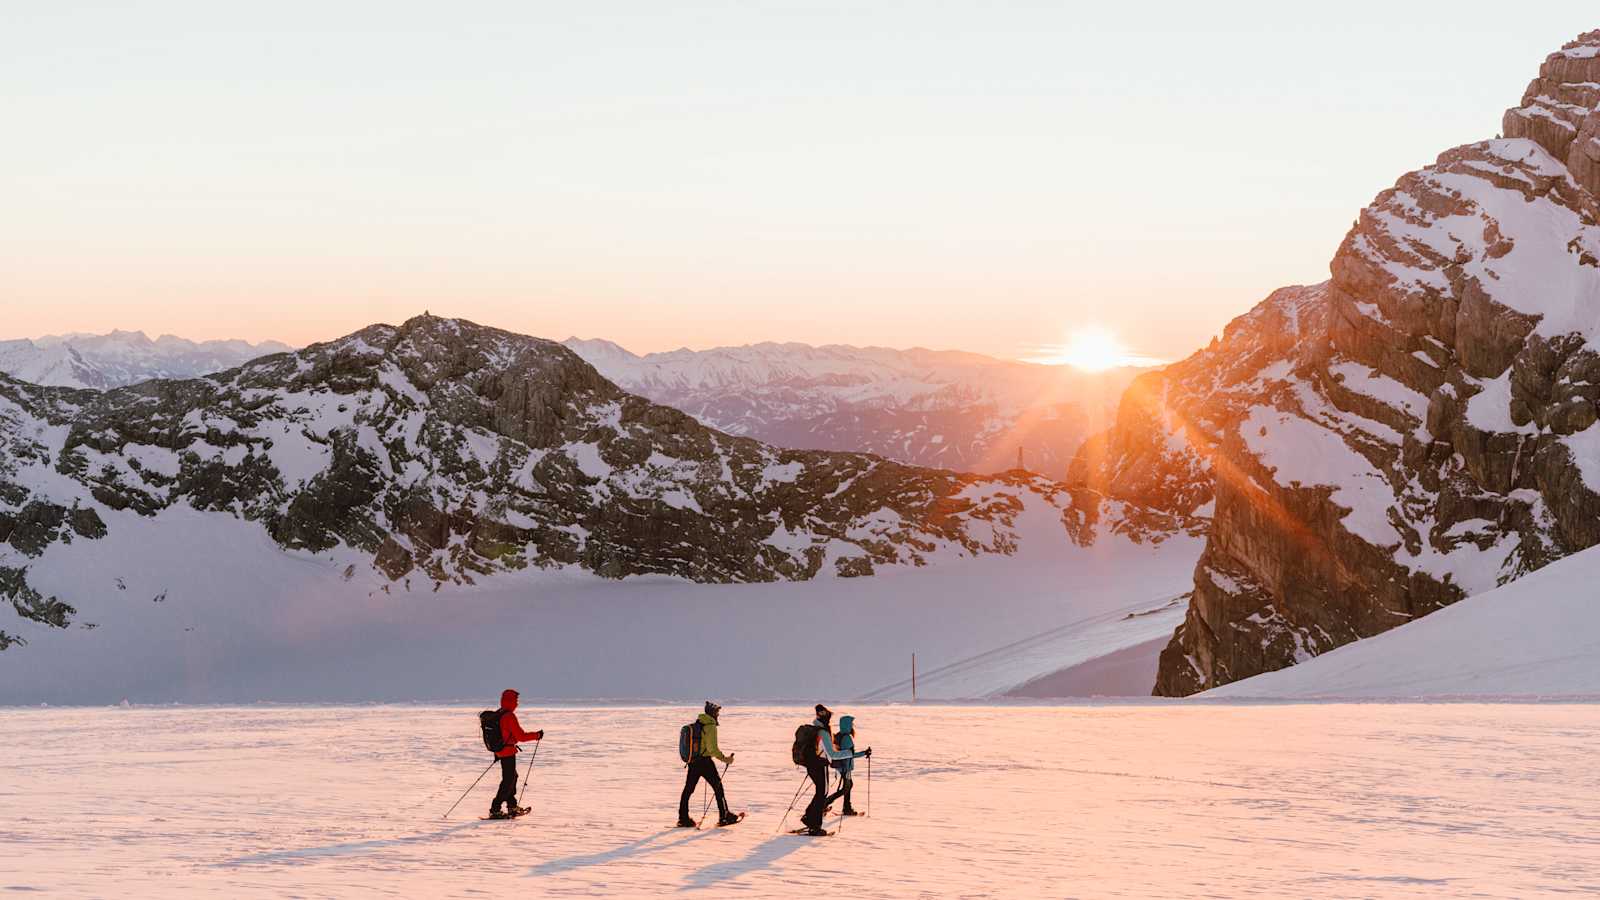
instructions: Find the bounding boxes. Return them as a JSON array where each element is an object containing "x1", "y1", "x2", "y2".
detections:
[{"x1": 490, "y1": 689, "x2": 544, "y2": 819}]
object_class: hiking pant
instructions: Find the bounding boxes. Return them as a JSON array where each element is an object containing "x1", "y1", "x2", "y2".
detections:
[
  {"x1": 801, "y1": 760, "x2": 829, "y2": 830},
  {"x1": 679, "y1": 756, "x2": 730, "y2": 821},
  {"x1": 827, "y1": 768, "x2": 854, "y2": 813},
  {"x1": 491, "y1": 754, "x2": 518, "y2": 812}
]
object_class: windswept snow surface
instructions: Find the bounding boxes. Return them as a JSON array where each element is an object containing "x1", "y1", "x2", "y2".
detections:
[
  {"x1": 5, "y1": 703, "x2": 1598, "y2": 897},
  {"x1": 1209, "y1": 546, "x2": 1600, "y2": 699},
  {"x1": 0, "y1": 502, "x2": 1203, "y2": 704}
]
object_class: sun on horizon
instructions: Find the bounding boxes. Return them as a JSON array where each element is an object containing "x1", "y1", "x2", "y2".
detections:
[{"x1": 1027, "y1": 327, "x2": 1166, "y2": 371}]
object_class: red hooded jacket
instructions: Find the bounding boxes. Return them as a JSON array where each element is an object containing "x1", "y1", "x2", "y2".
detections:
[{"x1": 496, "y1": 689, "x2": 542, "y2": 758}]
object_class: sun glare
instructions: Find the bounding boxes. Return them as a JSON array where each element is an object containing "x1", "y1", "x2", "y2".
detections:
[{"x1": 1037, "y1": 327, "x2": 1139, "y2": 371}]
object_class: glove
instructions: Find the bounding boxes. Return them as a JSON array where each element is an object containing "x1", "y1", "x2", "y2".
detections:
[
  {"x1": 863, "y1": 747, "x2": 873, "y2": 758},
  {"x1": 532, "y1": 730, "x2": 544, "y2": 741},
  {"x1": 727, "y1": 753, "x2": 736, "y2": 764}
]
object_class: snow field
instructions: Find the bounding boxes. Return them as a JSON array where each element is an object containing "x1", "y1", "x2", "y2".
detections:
[
  {"x1": 0, "y1": 507, "x2": 1203, "y2": 704},
  {"x1": 5, "y1": 703, "x2": 1599, "y2": 898}
]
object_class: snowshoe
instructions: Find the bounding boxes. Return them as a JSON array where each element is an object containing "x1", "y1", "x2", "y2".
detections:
[
  {"x1": 717, "y1": 812, "x2": 745, "y2": 827},
  {"x1": 676, "y1": 817, "x2": 697, "y2": 828},
  {"x1": 485, "y1": 810, "x2": 512, "y2": 820},
  {"x1": 789, "y1": 826, "x2": 833, "y2": 836},
  {"x1": 840, "y1": 809, "x2": 863, "y2": 817},
  {"x1": 508, "y1": 806, "x2": 531, "y2": 818}
]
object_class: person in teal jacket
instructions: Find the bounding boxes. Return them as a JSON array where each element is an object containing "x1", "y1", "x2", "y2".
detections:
[{"x1": 826, "y1": 714, "x2": 862, "y2": 816}]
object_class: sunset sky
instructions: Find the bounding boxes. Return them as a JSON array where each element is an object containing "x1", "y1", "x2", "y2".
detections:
[{"x1": 4, "y1": 3, "x2": 1595, "y2": 362}]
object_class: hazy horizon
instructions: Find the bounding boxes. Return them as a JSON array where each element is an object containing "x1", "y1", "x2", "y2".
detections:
[
  {"x1": 6, "y1": 3, "x2": 1597, "y2": 364},
  {"x1": 7, "y1": 317, "x2": 1173, "y2": 368}
]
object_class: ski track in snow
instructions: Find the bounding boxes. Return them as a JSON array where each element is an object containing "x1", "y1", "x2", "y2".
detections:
[{"x1": 4, "y1": 704, "x2": 1598, "y2": 898}]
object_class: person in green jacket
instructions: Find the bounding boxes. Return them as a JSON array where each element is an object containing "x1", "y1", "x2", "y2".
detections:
[{"x1": 678, "y1": 701, "x2": 741, "y2": 827}]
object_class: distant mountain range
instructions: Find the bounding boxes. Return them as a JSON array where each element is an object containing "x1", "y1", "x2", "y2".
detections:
[
  {"x1": 0, "y1": 331, "x2": 292, "y2": 390},
  {"x1": 0, "y1": 330, "x2": 1146, "y2": 480},
  {"x1": 563, "y1": 338, "x2": 1144, "y2": 478}
]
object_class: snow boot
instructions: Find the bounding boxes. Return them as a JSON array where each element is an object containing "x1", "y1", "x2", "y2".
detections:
[
  {"x1": 488, "y1": 810, "x2": 512, "y2": 820},
  {"x1": 805, "y1": 826, "x2": 830, "y2": 836},
  {"x1": 841, "y1": 808, "x2": 862, "y2": 816},
  {"x1": 509, "y1": 806, "x2": 531, "y2": 818},
  {"x1": 676, "y1": 816, "x2": 697, "y2": 828},
  {"x1": 717, "y1": 812, "x2": 743, "y2": 827}
]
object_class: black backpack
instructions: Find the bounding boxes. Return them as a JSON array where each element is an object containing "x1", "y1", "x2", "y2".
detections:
[
  {"x1": 480, "y1": 709, "x2": 506, "y2": 754},
  {"x1": 678, "y1": 720, "x2": 703, "y2": 763},
  {"x1": 791, "y1": 723, "x2": 821, "y2": 766}
]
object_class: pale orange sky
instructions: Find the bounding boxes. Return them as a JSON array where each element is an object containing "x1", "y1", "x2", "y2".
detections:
[{"x1": 4, "y1": 4, "x2": 1595, "y2": 360}]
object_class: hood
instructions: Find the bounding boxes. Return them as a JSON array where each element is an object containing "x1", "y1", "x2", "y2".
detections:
[
  {"x1": 500, "y1": 689, "x2": 519, "y2": 711},
  {"x1": 837, "y1": 715, "x2": 854, "y2": 735},
  {"x1": 697, "y1": 712, "x2": 716, "y2": 726}
]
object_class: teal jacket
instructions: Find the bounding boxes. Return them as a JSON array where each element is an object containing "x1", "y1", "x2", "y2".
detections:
[{"x1": 832, "y1": 715, "x2": 857, "y2": 777}]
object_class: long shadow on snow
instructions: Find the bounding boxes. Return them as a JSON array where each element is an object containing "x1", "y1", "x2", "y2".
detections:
[
  {"x1": 678, "y1": 836, "x2": 807, "y2": 891},
  {"x1": 529, "y1": 828, "x2": 712, "y2": 876},
  {"x1": 221, "y1": 822, "x2": 483, "y2": 865}
]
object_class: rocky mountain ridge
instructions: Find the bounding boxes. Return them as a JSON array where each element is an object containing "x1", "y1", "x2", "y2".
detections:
[
  {"x1": 0, "y1": 315, "x2": 1118, "y2": 651},
  {"x1": 1072, "y1": 29, "x2": 1600, "y2": 695}
]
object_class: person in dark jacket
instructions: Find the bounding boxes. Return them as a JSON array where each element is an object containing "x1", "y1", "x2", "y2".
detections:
[
  {"x1": 490, "y1": 689, "x2": 544, "y2": 819},
  {"x1": 677, "y1": 700, "x2": 740, "y2": 827}
]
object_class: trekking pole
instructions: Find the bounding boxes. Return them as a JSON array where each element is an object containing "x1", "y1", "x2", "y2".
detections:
[
  {"x1": 518, "y1": 739, "x2": 541, "y2": 806},
  {"x1": 833, "y1": 769, "x2": 847, "y2": 837},
  {"x1": 867, "y1": 754, "x2": 871, "y2": 817},
  {"x1": 775, "y1": 770, "x2": 809, "y2": 833},
  {"x1": 443, "y1": 759, "x2": 497, "y2": 820},
  {"x1": 697, "y1": 759, "x2": 730, "y2": 829}
]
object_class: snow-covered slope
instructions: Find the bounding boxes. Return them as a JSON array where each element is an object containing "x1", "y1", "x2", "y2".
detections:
[
  {"x1": 1208, "y1": 545, "x2": 1600, "y2": 698},
  {"x1": 564, "y1": 338, "x2": 1142, "y2": 479},
  {"x1": 0, "y1": 330, "x2": 292, "y2": 389},
  {"x1": 0, "y1": 314, "x2": 1167, "y2": 662},
  {"x1": 0, "y1": 500, "x2": 1202, "y2": 703},
  {"x1": 1070, "y1": 29, "x2": 1600, "y2": 695}
]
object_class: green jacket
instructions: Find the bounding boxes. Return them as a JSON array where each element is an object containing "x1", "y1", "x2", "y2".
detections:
[{"x1": 696, "y1": 713, "x2": 732, "y2": 762}]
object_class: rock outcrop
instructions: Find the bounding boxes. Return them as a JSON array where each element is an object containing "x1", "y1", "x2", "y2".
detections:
[
  {"x1": 0, "y1": 315, "x2": 1111, "y2": 649},
  {"x1": 1074, "y1": 30, "x2": 1600, "y2": 695}
]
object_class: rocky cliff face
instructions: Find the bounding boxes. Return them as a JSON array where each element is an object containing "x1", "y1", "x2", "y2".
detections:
[
  {"x1": 1073, "y1": 30, "x2": 1600, "y2": 695},
  {"x1": 0, "y1": 315, "x2": 1108, "y2": 650}
]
